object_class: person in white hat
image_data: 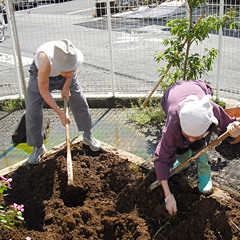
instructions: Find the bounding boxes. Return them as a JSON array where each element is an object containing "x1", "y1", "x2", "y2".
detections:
[
  {"x1": 26, "y1": 39, "x2": 102, "y2": 164},
  {"x1": 154, "y1": 80, "x2": 240, "y2": 216}
]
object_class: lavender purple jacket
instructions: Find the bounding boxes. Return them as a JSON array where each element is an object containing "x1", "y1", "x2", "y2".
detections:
[{"x1": 154, "y1": 80, "x2": 235, "y2": 181}]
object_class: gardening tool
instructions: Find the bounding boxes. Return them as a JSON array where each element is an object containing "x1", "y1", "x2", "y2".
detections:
[
  {"x1": 64, "y1": 97, "x2": 74, "y2": 186},
  {"x1": 147, "y1": 129, "x2": 232, "y2": 192}
]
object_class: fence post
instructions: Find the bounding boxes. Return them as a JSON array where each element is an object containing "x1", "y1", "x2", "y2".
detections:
[
  {"x1": 106, "y1": 0, "x2": 116, "y2": 97},
  {"x1": 5, "y1": 0, "x2": 27, "y2": 103},
  {"x1": 216, "y1": 0, "x2": 224, "y2": 100}
]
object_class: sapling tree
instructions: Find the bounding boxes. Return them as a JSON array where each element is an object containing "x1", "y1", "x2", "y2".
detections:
[{"x1": 154, "y1": 0, "x2": 239, "y2": 91}]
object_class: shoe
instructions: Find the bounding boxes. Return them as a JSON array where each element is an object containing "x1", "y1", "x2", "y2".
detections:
[
  {"x1": 28, "y1": 144, "x2": 46, "y2": 164},
  {"x1": 197, "y1": 152, "x2": 213, "y2": 195},
  {"x1": 198, "y1": 176, "x2": 213, "y2": 195},
  {"x1": 83, "y1": 134, "x2": 102, "y2": 151}
]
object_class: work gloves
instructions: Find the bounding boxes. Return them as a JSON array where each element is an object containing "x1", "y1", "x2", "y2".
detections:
[
  {"x1": 165, "y1": 194, "x2": 177, "y2": 215},
  {"x1": 227, "y1": 121, "x2": 240, "y2": 138}
]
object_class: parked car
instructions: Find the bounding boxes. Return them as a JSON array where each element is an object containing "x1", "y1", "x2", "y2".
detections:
[{"x1": 12, "y1": 0, "x2": 37, "y2": 11}]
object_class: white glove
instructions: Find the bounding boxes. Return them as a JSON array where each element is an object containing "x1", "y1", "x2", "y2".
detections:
[
  {"x1": 227, "y1": 121, "x2": 240, "y2": 138},
  {"x1": 165, "y1": 194, "x2": 177, "y2": 215}
]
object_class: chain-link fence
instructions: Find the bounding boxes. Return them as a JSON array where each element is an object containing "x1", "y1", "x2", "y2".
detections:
[
  {"x1": 0, "y1": 0, "x2": 240, "y2": 170},
  {"x1": 0, "y1": 0, "x2": 239, "y2": 101}
]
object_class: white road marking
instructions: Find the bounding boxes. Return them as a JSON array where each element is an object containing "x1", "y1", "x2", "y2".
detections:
[
  {"x1": 66, "y1": 8, "x2": 94, "y2": 15},
  {"x1": 0, "y1": 52, "x2": 33, "y2": 66}
]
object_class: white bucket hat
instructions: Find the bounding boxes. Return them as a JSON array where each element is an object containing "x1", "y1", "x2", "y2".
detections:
[
  {"x1": 179, "y1": 95, "x2": 218, "y2": 137},
  {"x1": 52, "y1": 39, "x2": 84, "y2": 72}
]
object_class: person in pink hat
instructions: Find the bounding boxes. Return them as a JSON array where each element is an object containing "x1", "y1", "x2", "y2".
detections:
[
  {"x1": 154, "y1": 80, "x2": 240, "y2": 215},
  {"x1": 26, "y1": 39, "x2": 102, "y2": 164}
]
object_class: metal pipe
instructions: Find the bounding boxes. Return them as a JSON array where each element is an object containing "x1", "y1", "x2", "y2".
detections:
[
  {"x1": 5, "y1": 0, "x2": 27, "y2": 103},
  {"x1": 5, "y1": 0, "x2": 22, "y2": 98},
  {"x1": 216, "y1": 0, "x2": 224, "y2": 99},
  {"x1": 106, "y1": 0, "x2": 116, "y2": 97}
]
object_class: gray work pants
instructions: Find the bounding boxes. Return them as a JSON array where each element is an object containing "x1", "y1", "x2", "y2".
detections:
[{"x1": 26, "y1": 62, "x2": 92, "y2": 147}]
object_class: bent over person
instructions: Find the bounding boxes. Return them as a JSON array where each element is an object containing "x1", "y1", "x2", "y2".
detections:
[
  {"x1": 26, "y1": 39, "x2": 101, "y2": 164},
  {"x1": 154, "y1": 80, "x2": 240, "y2": 215}
]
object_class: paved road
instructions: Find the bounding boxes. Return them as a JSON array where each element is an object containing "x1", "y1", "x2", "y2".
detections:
[{"x1": 0, "y1": 0, "x2": 239, "y2": 100}]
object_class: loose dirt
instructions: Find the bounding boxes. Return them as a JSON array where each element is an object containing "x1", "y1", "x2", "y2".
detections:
[{"x1": 1, "y1": 141, "x2": 240, "y2": 240}]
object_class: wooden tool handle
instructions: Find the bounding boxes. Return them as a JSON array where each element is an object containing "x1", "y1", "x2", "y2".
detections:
[
  {"x1": 64, "y1": 98, "x2": 74, "y2": 185},
  {"x1": 147, "y1": 130, "x2": 231, "y2": 192},
  {"x1": 169, "y1": 131, "x2": 230, "y2": 177}
]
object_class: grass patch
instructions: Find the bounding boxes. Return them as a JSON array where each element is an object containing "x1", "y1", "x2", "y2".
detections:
[
  {"x1": 125, "y1": 96, "x2": 227, "y2": 127},
  {"x1": 126, "y1": 98, "x2": 166, "y2": 126},
  {"x1": 0, "y1": 98, "x2": 25, "y2": 111}
]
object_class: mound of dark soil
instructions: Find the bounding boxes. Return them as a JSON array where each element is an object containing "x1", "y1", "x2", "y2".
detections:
[{"x1": 1, "y1": 143, "x2": 240, "y2": 240}]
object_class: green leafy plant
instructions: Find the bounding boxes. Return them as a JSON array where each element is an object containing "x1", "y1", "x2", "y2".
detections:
[
  {"x1": 212, "y1": 98, "x2": 225, "y2": 109},
  {"x1": 127, "y1": 98, "x2": 166, "y2": 126},
  {"x1": 154, "y1": 0, "x2": 239, "y2": 92},
  {"x1": 153, "y1": 215, "x2": 174, "y2": 238},
  {"x1": 0, "y1": 176, "x2": 24, "y2": 229},
  {"x1": 0, "y1": 98, "x2": 24, "y2": 111}
]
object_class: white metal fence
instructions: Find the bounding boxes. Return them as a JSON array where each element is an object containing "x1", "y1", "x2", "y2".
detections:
[{"x1": 0, "y1": 0, "x2": 240, "y2": 101}]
